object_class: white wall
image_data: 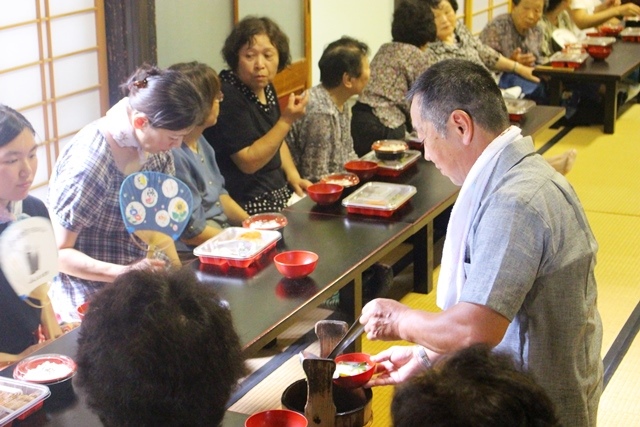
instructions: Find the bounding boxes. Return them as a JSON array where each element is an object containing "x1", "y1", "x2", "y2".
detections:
[
  {"x1": 155, "y1": 0, "x2": 233, "y2": 71},
  {"x1": 155, "y1": 0, "x2": 395, "y2": 83},
  {"x1": 310, "y1": 1, "x2": 395, "y2": 85}
]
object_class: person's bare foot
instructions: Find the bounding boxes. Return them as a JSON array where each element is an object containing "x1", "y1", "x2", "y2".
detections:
[{"x1": 547, "y1": 149, "x2": 578, "y2": 175}]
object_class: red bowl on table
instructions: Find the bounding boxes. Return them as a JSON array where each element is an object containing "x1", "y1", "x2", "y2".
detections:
[
  {"x1": 306, "y1": 183, "x2": 343, "y2": 205},
  {"x1": 76, "y1": 301, "x2": 90, "y2": 320},
  {"x1": 598, "y1": 24, "x2": 624, "y2": 37},
  {"x1": 245, "y1": 409, "x2": 308, "y2": 427},
  {"x1": 344, "y1": 160, "x2": 378, "y2": 181},
  {"x1": 274, "y1": 250, "x2": 318, "y2": 279},
  {"x1": 333, "y1": 352, "x2": 376, "y2": 389},
  {"x1": 585, "y1": 44, "x2": 612, "y2": 60},
  {"x1": 13, "y1": 354, "x2": 77, "y2": 402},
  {"x1": 371, "y1": 139, "x2": 408, "y2": 161},
  {"x1": 242, "y1": 212, "x2": 288, "y2": 232},
  {"x1": 320, "y1": 172, "x2": 360, "y2": 188}
]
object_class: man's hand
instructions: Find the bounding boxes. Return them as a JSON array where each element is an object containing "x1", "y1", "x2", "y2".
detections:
[
  {"x1": 365, "y1": 345, "x2": 427, "y2": 387},
  {"x1": 360, "y1": 298, "x2": 410, "y2": 341}
]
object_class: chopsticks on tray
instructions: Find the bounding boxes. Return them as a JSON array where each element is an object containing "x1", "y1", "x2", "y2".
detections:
[{"x1": 535, "y1": 65, "x2": 576, "y2": 72}]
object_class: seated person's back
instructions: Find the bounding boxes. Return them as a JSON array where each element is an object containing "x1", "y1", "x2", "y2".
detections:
[{"x1": 76, "y1": 267, "x2": 246, "y2": 427}]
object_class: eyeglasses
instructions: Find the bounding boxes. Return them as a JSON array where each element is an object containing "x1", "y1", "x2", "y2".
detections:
[{"x1": 215, "y1": 91, "x2": 224, "y2": 103}]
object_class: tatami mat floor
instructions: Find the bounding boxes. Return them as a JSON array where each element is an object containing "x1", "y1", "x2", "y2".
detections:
[{"x1": 233, "y1": 104, "x2": 640, "y2": 426}]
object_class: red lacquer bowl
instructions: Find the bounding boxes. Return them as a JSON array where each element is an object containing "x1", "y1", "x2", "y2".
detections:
[
  {"x1": 598, "y1": 24, "x2": 623, "y2": 37},
  {"x1": 344, "y1": 160, "x2": 378, "y2": 181},
  {"x1": 274, "y1": 250, "x2": 318, "y2": 279},
  {"x1": 245, "y1": 409, "x2": 308, "y2": 427},
  {"x1": 13, "y1": 354, "x2": 77, "y2": 384},
  {"x1": 306, "y1": 183, "x2": 343, "y2": 205},
  {"x1": 333, "y1": 352, "x2": 376, "y2": 389},
  {"x1": 586, "y1": 44, "x2": 612, "y2": 60}
]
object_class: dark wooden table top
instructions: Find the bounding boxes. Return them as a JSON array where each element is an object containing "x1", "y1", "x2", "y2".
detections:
[
  {"x1": 534, "y1": 41, "x2": 640, "y2": 81},
  {"x1": 285, "y1": 158, "x2": 459, "y2": 224},
  {"x1": 515, "y1": 105, "x2": 566, "y2": 139},
  {"x1": 193, "y1": 211, "x2": 413, "y2": 354}
]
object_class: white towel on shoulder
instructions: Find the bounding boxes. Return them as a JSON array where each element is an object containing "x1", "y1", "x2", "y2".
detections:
[{"x1": 436, "y1": 125, "x2": 522, "y2": 309}]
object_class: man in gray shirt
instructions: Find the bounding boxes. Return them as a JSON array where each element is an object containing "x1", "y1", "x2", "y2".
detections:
[{"x1": 360, "y1": 59, "x2": 602, "y2": 426}]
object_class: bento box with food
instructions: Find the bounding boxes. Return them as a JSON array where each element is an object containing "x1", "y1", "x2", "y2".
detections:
[
  {"x1": 625, "y1": 16, "x2": 640, "y2": 28},
  {"x1": 505, "y1": 98, "x2": 536, "y2": 122},
  {"x1": 549, "y1": 50, "x2": 588, "y2": 68},
  {"x1": 342, "y1": 182, "x2": 417, "y2": 217},
  {"x1": 0, "y1": 377, "x2": 50, "y2": 427},
  {"x1": 360, "y1": 150, "x2": 421, "y2": 177},
  {"x1": 193, "y1": 227, "x2": 281, "y2": 268},
  {"x1": 621, "y1": 27, "x2": 640, "y2": 42}
]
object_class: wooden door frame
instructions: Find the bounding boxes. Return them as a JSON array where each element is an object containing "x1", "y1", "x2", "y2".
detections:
[{"x1": 103, "y1": 0, "x2": 157, "y2": 106}]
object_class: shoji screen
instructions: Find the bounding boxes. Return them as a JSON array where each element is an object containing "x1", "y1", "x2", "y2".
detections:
[
  {"x1": 0, "y1": 0, "x2": 108, "y2": 198},
  {"x1": 466, "y1": 0, "x2": 510, "y2": 34}
]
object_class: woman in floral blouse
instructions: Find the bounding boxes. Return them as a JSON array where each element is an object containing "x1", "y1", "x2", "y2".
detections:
[
  {"x1": 351, "y1": 1, "x2": 436, "y2": 157},
  {"x1": 426, "y1": 0, "x2": 540, "y2": 100}
]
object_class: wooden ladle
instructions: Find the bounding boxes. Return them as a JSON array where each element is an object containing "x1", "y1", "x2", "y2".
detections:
[{"x1": 315, "y1": 320, "x2": 348, "y2": 358}]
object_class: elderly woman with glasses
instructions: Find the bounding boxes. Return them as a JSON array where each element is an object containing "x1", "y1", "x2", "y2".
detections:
[{"x1": 425, "y1": 0, "x2": 540, "y2": 94}]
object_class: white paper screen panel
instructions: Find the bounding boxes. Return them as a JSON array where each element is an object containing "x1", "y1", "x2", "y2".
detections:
[
  {"x1": 0, "y1": 67, "x2": 42, "y2": 109},
  {"x1": 50, "y1": 13, "x2": 98, "y2": 57},
  {"x1": 49, "y1": 0, "x2": 96, "y2": 15},
  {"x1": 0, "y1": 1, "x2": 35, "y2": 26},
  {"x1": 56, "y1": 91, "x2": 102, "y2": 137},
  {"x1": 0, "y1": 0, "x2": 106, "y2": 192},
  {"x1": 54, "y1": 52, "x2": 100, "y2": 97},
  {"x1": 0, "y1": 25, "x2": 40, "y2": 70}
]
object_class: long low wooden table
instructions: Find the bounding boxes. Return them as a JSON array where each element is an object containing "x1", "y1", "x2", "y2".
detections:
[
  {"x1": 193, "y1": 212, "x2": 415, "y2": 355},
  {"x1": 534, "y1": 41, "x2": 640, "y2": 134},
  {"x1": 285, "y1": 159, "x2": 459, "y2": 294}
]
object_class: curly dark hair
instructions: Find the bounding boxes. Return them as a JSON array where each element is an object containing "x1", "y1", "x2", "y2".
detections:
[
  {"x1": 76, "y1": 267, "x2": 246, "y2": 427},
  {"x1": 392, "y1": 1, "x2": 437, "y2": 47},
  {"x1": 392, "y1": 345, "x2": 560, "y2": 427},
  {"x1": 221, "y1": 16, "x2": 291, "y2": 73}
]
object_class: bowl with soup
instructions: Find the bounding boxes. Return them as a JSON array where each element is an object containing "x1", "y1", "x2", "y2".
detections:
[{"x1": 332, "y1": 352, "x2": 375, "y2": 389}]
